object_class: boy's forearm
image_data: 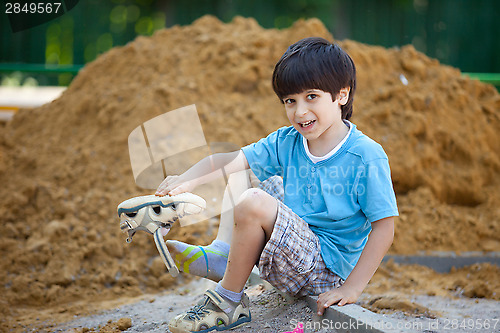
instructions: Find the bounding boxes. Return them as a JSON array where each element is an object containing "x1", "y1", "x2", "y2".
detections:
[
  {"x1": 316, "y1": 217, "x2": 394, "y2": 313},
  {"x1": 341, "y1": 217, "x2": 394, "y2": 295},
  {"x1": 181, "y1": 150, "x2": 249, "y2": 188},
  {"x1": 156, "y1": 150, "x2": 249, "y2": 196}
]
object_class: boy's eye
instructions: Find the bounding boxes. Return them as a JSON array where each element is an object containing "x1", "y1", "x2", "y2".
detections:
[
  {"x1": 284, "y1": 98, "x2": 295, "y2": 104},
  {"x1": 307, "y1": 94, "x2": 317, "y2": 100}
]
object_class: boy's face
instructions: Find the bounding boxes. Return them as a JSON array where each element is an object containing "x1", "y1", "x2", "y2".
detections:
[{"x1": 282, "y1": 88, "x2": 349, "y2": 144}]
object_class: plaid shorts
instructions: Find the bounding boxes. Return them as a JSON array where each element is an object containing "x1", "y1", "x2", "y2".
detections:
[{"x1": 257, "y1": 176, "x2": 343, "y2": 296}]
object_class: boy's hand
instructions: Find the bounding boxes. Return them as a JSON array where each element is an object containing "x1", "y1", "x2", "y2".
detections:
[
  {"x1": 316, "y1": 285, "x2": 361, "y2": 315},
  {"x1": 155, "y1": 175, "x2": 196, "y2": 196},
  {"x1": 316, "y1": 217, "x2": 394, "y2": 316}
]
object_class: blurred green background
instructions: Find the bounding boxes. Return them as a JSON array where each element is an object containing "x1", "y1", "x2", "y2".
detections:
[{"x1": 1, "y1": 0, "x2": 499, "y2": 86}]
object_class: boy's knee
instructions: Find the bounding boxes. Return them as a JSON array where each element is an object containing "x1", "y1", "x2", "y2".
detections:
[{"x1": 234, "y1": 188, "x2": 274, "y2": 223}]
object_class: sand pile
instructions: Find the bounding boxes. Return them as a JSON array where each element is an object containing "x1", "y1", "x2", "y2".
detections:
[{"x1": 0, "y1": 15, "x2": 499, "y2": 329}]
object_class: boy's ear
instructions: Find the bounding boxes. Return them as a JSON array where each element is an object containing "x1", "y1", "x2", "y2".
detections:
[{"x1": 338, "y1": 87, "x2": 350, "y2": 105}]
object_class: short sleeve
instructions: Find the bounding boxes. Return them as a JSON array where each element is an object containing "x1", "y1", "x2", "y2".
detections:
[
  {"x1": 241, "y1": 129, "x2": 284, "y2": 181},
  {"x1": 356, "y1": 158, "x2": 399, "y2": 222}
]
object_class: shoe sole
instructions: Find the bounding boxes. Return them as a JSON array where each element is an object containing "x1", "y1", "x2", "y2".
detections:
[{"x1": 168, "y1": 314, "x2": 251, "y2": 333}]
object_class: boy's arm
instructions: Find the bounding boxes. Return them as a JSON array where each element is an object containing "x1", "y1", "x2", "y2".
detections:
[
  {"x1": 316, "y1": 216, "x2": 395, "y2": 315},
  {"x1": 155, "y1": 150, "x2": 249, "y2": 196}
]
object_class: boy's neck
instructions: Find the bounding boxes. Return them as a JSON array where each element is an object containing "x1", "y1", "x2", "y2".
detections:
[{"x1": 306, "y1": 120, "x2": 350, "y2": 157}]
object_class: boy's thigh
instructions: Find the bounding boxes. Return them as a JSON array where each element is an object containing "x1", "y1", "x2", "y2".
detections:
[
  {"x1": 258, "y1": 175, "x2": 284, "y2": 202},
  {"x1": 257, "y1": 178, "x2": 342, "y2": 296}
]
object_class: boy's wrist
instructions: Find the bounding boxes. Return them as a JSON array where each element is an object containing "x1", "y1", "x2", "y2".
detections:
[{"x1": 340, "y1": 278, "x2": 366, "y2": 297}]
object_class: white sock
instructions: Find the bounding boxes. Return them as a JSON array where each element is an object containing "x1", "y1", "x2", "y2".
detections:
[{"x1": 215, "y1": 282, "x2": 243, "y2": 303}]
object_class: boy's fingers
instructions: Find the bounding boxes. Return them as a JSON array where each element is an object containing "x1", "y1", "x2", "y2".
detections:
[
  {"x1": 157, "y1": 177, "x2": 182, "y2": 196},
  {"x1": 155, "y1": 185, "x2": 167, "y2": 196},
  {"x1": 316, "y1": 301, "x2": 325, "y2": 316},
  {"x1": 156, "y1": 176, "x2": 179, "y2": 195},
  {"x1": 317, "y1": 294, "x2": 346, "y2": 316},
  {"x1": 155, "y1": 184, "x2": 169, "y2": 196},
  {"x1": 169, "y1": 183, "x2": 188, "y2": 196},
  {"x1": 317, "y1": 302, "x2": 330, "y2": 315},
  {"x1": 156, "y1": 189, "x2": 169, "y2": 196},
  {"x1": 317, "y1": 295, "x2": 340, "y2": 315},
  {"x1": 168, "y1": 184, "x2": 183, "y2": 196}
]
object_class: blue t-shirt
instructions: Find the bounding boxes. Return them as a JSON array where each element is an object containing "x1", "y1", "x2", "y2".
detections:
[{"x1": 241, "y1": 123, "x2": 398, "y2": 280}]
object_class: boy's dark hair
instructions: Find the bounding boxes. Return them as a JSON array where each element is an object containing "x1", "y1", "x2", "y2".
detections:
[{"x1": 272, "y1": 37, "x2": 356, "y2": 120}]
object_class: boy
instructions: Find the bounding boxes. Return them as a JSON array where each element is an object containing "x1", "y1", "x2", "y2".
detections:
[{"x1": 156, "y1": 37, "x2": 398, "y2": 333}]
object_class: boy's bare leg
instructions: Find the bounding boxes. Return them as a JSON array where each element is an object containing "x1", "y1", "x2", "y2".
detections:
[
  {"x1": 168, "y1": 185, "x2": 278, "y2": 333},
  {"x1": 220, "y1": 188, "x2": 279, "y2": 293},
  {"x1": 215, "y1": 170, "x2": 253, "y2": 243},
  {"x1": 166, "y1": 170, "x2": 252, "y2": 282}
]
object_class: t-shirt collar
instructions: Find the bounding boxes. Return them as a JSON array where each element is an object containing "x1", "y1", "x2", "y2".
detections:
[{"x1": 302, "y1": 120, "x2": 353, "y2": 164}]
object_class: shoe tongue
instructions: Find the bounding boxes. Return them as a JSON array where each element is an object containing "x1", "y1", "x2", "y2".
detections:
[
  {"x1": 192, "y1": 295, "x2": 208, "y2": 308},
  {"x1": 201, "y1": 295, "x2": 220, "y2": 311}
]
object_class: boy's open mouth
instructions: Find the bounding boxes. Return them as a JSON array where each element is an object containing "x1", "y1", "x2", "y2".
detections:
[{"x1": 300, "y1": 120, "x2": 316, "y2": 128}]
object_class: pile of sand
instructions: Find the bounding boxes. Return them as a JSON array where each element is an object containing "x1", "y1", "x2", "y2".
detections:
[{"x1": 0, "y1": 15, "x2": 499, "y2": 329}]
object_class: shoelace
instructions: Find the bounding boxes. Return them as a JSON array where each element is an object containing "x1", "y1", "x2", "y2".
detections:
[{"x1": 187, "y1": 300, "x2": 210, "y2": 320}]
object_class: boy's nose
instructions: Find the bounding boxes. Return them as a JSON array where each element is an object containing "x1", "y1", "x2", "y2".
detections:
[{"x1": 295, "y1": 101, "x2": 308, "y2": 117}]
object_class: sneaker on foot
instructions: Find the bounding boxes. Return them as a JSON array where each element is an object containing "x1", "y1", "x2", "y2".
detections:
[{"x1": 168, "y1": 289, "x2": 251, "y2": 333}]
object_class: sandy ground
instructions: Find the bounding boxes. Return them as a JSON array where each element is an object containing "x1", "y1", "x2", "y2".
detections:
[
  {"x1": 47, "y1": 279, "x2": 319, "y2": 333},
  {"x1": 28, "y1": 277, "x2": 498, "y2": 333}
]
